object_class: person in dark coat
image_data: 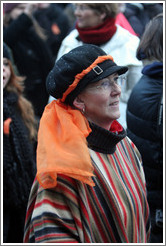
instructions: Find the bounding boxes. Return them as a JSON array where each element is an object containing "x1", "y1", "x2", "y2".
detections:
[
  {"x1": 3, "y1": 43, "x2": 37, "y2": 243},
  {"x1": 3, "y1": 3, "x2": 53, "y2": 118},
  {"x1": 126, "y1": 14, "x2": 163, "y2": 243},
  {"x1": 33, "y1": 3, "x2": 70, "y2": 61},
  {"x1": 124, "y1": 3, "x2": 163, "y2": 37}
]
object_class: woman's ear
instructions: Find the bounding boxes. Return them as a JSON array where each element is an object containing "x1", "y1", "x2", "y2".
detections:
[{"x1": 73, "y1": 96, "x2": 85, "y2": 111}]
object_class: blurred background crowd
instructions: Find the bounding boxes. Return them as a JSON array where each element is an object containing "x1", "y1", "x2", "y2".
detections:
[{"x1": 3, "y1": 2, "x2": 163, "y2": 244}]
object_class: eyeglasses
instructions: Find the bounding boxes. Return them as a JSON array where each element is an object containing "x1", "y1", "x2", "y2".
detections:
[{"x1": 95, "y1": 75, "x2": 126, "y2": 90}]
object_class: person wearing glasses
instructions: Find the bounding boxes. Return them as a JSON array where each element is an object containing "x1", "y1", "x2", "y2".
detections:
[{"x1": 24, "y1": 44, "x2": 150, "y2": 243}]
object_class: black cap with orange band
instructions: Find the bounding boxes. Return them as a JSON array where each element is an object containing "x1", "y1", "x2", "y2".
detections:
[{"x1": 46, "y1": 44, "x2": 128, "y2": 105}]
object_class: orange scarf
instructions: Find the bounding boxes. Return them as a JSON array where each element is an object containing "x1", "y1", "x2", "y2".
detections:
[{"x1": 37, "y1": 100, "x2": 95, "y2": 189}]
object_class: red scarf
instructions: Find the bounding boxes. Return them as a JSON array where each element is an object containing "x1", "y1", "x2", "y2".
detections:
[
  {"x1": 110, "y1": 120, "x2": 123, "y2": 134},
  {"x1": 76, "y1": 17, "x2": 117, "y2": 45}
]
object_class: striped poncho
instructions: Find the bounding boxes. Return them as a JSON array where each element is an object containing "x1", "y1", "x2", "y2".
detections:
[{"x1": 23, "y1": 122, "x2": 151, "y2": 243}]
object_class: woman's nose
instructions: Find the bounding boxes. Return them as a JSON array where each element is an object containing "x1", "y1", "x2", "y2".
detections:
[{"x1": 111, "y1": 84, "x2": 121, "y2": 96}]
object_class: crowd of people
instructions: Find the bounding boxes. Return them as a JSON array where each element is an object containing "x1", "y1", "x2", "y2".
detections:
[{"x1": 3, "y1": 2, "x2": 163, "y2": 244}]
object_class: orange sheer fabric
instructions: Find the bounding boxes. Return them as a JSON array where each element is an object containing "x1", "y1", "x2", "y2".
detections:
[{"x1": 37, "y1": 100, "x2": 95, "y2": 189}]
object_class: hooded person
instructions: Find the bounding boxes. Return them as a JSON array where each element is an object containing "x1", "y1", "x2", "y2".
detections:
[{"x1": 23, "y1": 44, "x2": 150, "y2": 243}]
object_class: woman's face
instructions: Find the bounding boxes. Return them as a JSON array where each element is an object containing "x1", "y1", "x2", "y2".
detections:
[
  {"x1": 74, "y1": 73, "x2": 121, "y2": 130},
  {"x1": 74, "y1": 4, "x2": 105, "y2": 28},
  {"x1": 3, "y1": 58, "x2": 11, "y2": 89}
]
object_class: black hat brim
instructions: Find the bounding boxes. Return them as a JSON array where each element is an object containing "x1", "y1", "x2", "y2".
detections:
[{"x1": 89, "y1": 65, "x2": 128, "y2": 84}]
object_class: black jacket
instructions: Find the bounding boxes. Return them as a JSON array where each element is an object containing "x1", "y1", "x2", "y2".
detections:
[
  {"x1": 3, "y1": 90, "x2": 36, "y2": 242},
  {"x1": 4, "y1": 13, "x2": 53, "y2": 117},
  {"x1": 34, "y1": 3, "x2": 70, "y2": 60},
  {"x1": 126, "y1": 61, "x2": 163, "y2": 212},
  {"x1": 124, "y1": 3, "x2": 163, "y2": 37},
  {"x1": 3, "y1": 90, "x2": 36, "y2": 207}
]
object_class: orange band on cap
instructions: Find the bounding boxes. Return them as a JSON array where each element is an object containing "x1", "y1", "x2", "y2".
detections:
[{"x1": 61, "y1": 55, "x2": 114, "y2": 102}]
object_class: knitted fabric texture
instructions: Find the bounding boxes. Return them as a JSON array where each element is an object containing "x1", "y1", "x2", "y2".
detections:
[
  {"x1": 76, "y1": 17, "x2": 117, "y2": 45},
  {"x1": 87, "y1": 121, "x2": 126, "y2": 154},
  {"x1": 3, "y1": 91, "x2": 36, "y2": 207}
]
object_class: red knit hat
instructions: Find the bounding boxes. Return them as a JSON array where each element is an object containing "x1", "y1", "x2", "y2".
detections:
[{"x1": 3, "y1": 3, "x2": 20, "y2": 13}]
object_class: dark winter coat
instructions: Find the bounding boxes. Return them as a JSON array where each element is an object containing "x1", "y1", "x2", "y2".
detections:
[
  {"x1": 3, "y1": 90, "x2": 36, "y2": 242},
  {"x1": 124, "y1": 3, "x2": 163, "y2": 37},
  {"x1": 34, "y1": 3, "x2": 70, "y2": 60},
  {"x1": 126, "y1": 61, "x2": 163, "y2": 233},
  {"x1": 4, "y1": 13, "x2": 53, "y2": 117}
]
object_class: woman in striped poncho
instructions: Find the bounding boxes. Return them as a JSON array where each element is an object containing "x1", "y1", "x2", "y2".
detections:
[{"x1": 23, "y1": 44, "x2": 151, "y2": 243}]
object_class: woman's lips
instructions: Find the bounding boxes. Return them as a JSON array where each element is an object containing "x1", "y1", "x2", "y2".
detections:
[{"x1": 109, "y1": 101, "x2": 119, "y2": 106}]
